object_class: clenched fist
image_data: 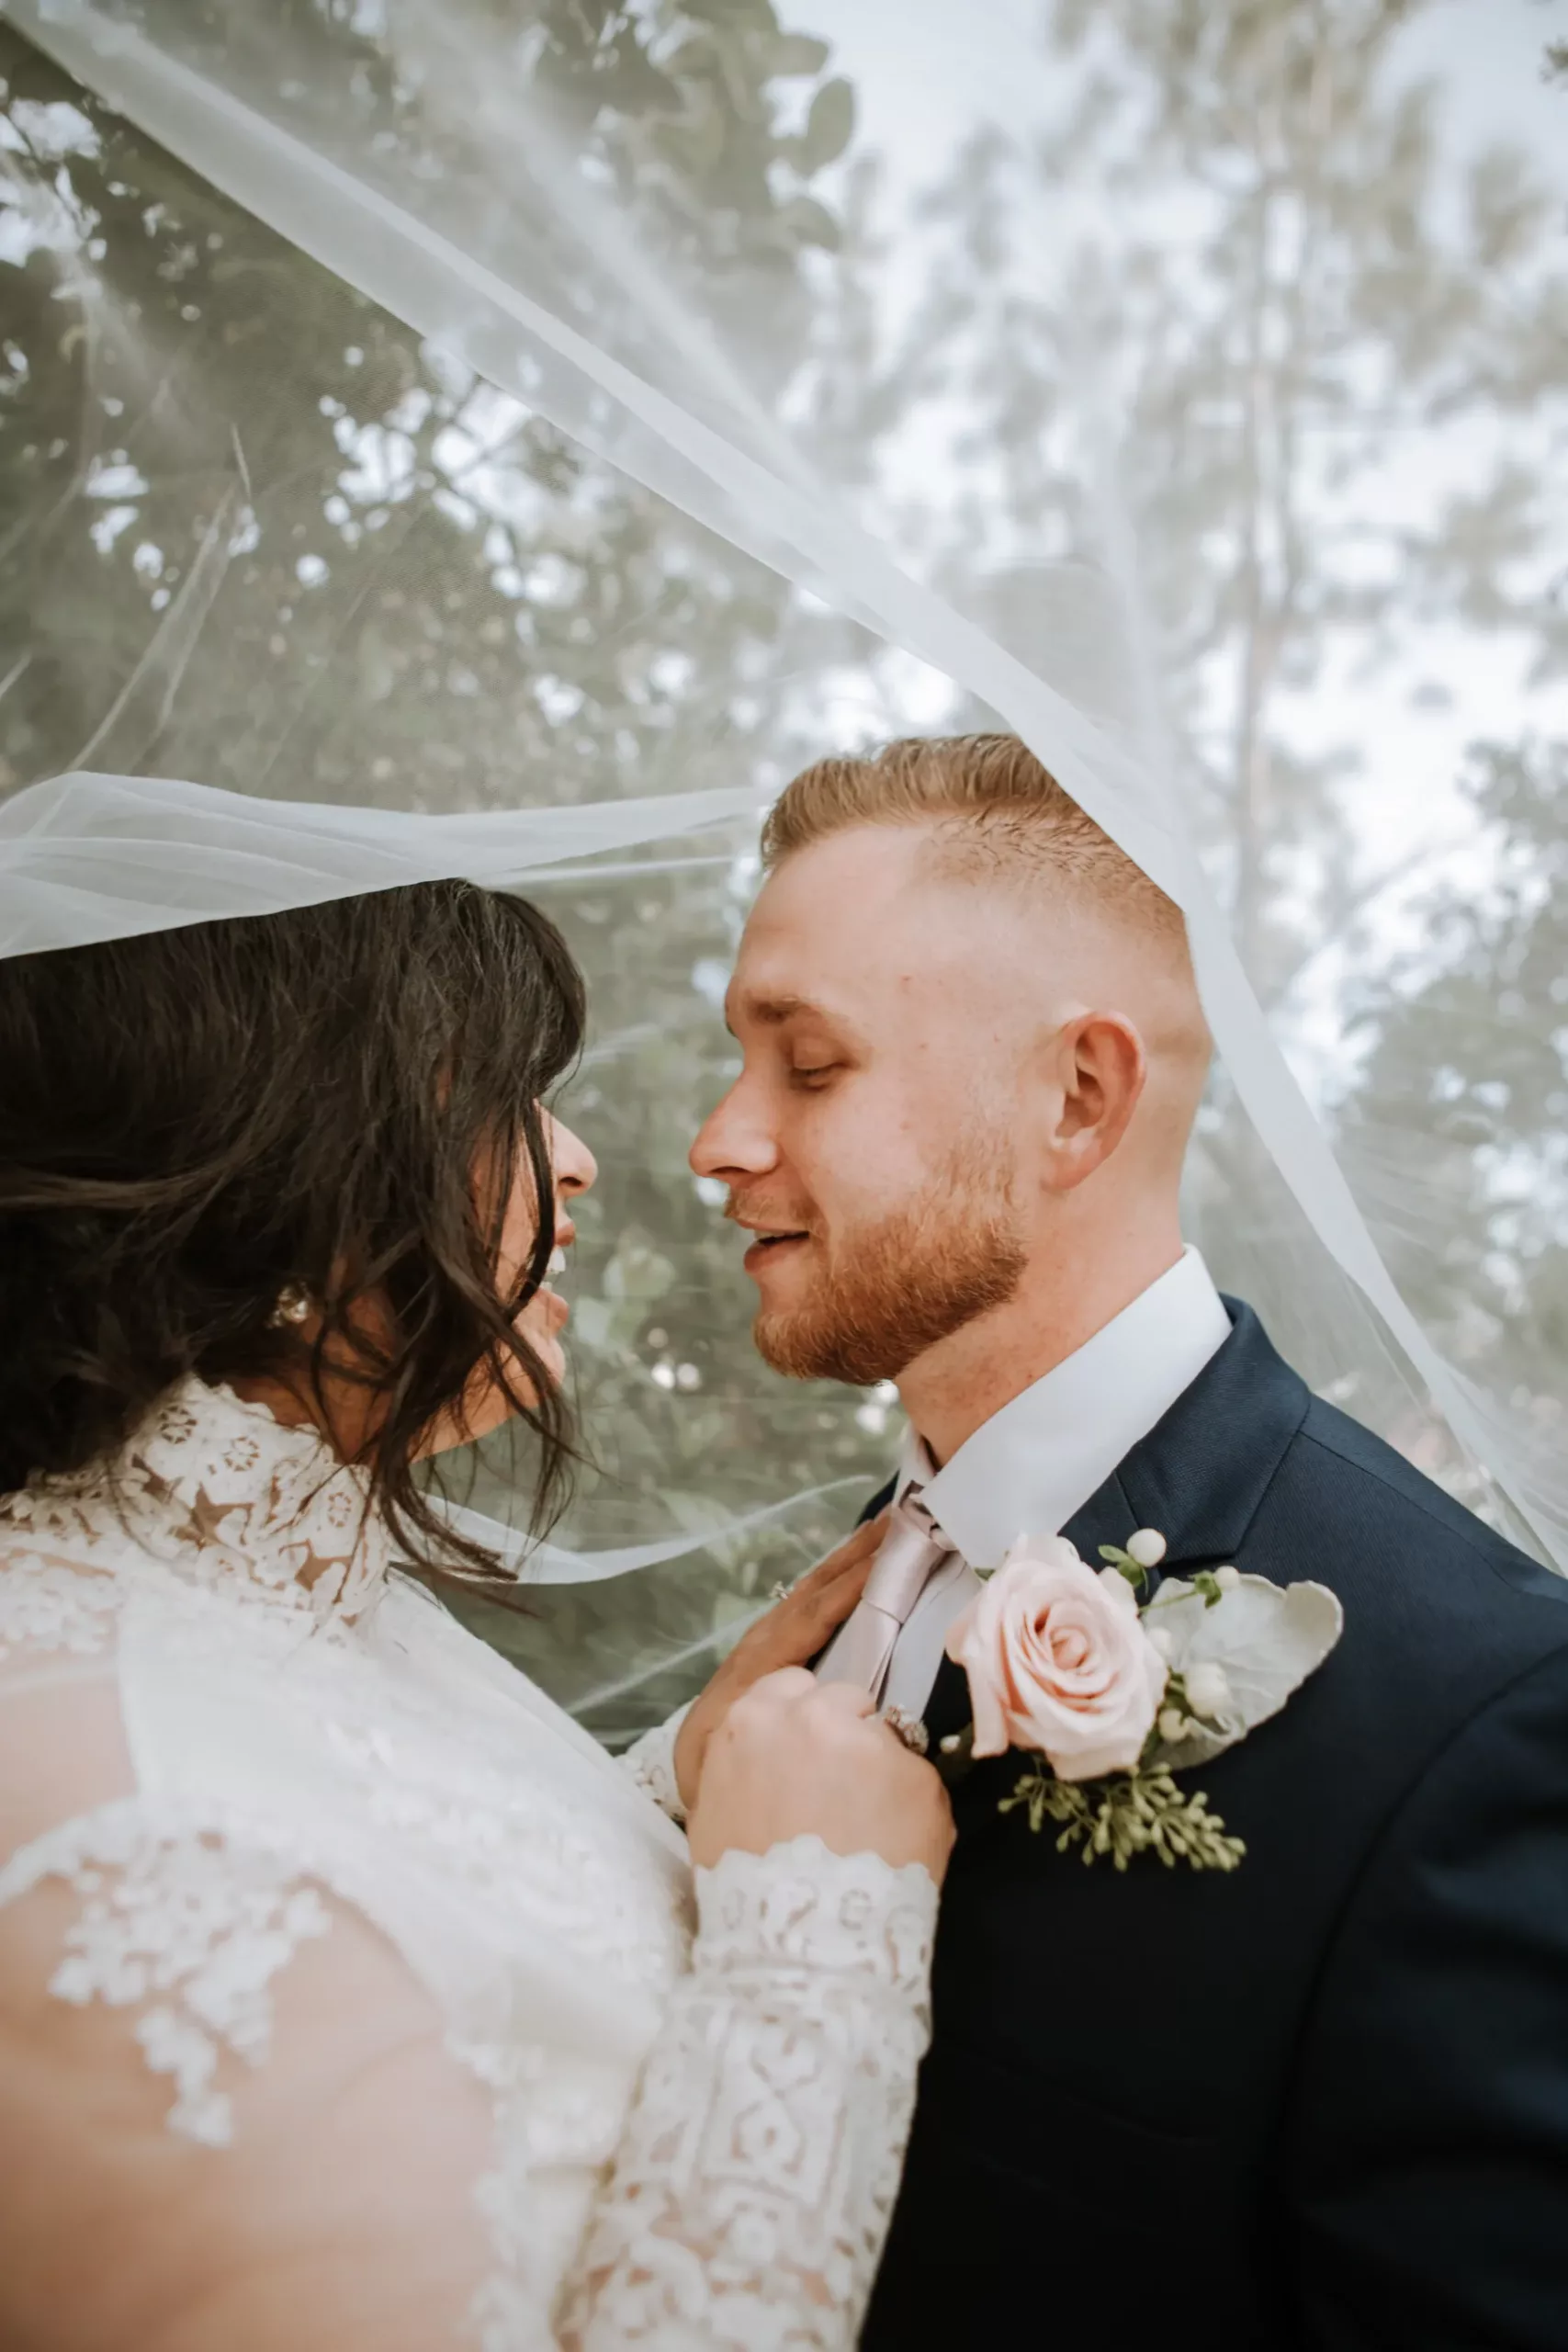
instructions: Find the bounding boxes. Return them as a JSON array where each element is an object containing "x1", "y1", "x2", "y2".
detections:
[{"x1": 687, "y1": 1668, "x2": 954, "y2": 1887}]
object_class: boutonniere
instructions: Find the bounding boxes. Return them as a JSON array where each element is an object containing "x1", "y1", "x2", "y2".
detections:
[{"x1": 939, "y1": 1529, "x2": 1342, "y2": 1872}]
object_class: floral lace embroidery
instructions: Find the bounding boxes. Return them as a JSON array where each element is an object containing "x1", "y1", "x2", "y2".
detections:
[
  {"x1": 619, "y1": 1701, "x2": 692, "y2": 1826},
  {"x1": 0, "y1": 1799, "x2": 331, "y2": 2148},
  {"x1": 0, "y1": 1375, "x2": 388, "y2": 1623},
  {"x1": 0, "y1": 1550, "x2": 123, "y2": 1662},
  {"x1": 695, "y1": 1834, "x2": 937, "y2": 2006},
  {"x1": 561, "y1": 1838, "x2": 938, "y2": 2351}
]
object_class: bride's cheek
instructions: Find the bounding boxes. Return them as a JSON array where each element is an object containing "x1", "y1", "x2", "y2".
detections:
[
  {"x1": 475, "y1": 1351, "x2": 541, "y2": 1426},
  {"x1": 499, "y1": 1306, "x2": 564, "y2": 1405}
]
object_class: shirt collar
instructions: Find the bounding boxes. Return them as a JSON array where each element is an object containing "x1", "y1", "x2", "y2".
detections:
[{"x1": 895, "y1": 1246, "x2": 1232, "y2": 1567}]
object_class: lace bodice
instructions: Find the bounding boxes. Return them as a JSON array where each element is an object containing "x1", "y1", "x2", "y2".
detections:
[{"x1": 0, "y1": 1380, "x2": 936, "y2": 2349}]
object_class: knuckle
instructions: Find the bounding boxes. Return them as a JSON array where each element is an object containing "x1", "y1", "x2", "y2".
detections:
[
  {"x1": 728, "y1": 1680, "x2": 777, "y2": 1729},
  {"x1": 739, "y1": 1666, "x2": 809, "y2": 1717},
  {"x1": 768, "y1": 1664, "x2": 815, "y2": 1694}
]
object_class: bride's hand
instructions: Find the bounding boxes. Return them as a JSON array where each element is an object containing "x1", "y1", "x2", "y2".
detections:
[
  {"x1": 673, "y1": 1513, "x2": 888, "y2": 1810},
  {"x1": 687, "y1": 1668, "x2": 955, "y2": 1885}
]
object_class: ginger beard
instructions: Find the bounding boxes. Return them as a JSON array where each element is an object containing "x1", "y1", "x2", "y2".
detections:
[{"x1": 745, "y1": 1127, "x2": 1029, "y2": 1387}]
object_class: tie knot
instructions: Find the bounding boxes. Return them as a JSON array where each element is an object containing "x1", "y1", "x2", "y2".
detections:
[
  {"x1": 890, "y1": 1487, "x2": 936, "y2": 1540},
  {"x1": 863, "y1": 1489, "x2": 950, "y2": 1624}
]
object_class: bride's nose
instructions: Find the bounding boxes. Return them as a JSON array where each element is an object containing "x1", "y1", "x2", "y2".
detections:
[{"x1": 546, "y1": 1110, "x2": 597, "y2": 1201}]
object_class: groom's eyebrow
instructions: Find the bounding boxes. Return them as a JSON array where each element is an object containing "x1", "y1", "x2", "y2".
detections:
[
  {"x1": 750, "y1": 993, "x2": 818, "y2": 1024},
  {"x1": 728, "y1": 989, "x2": 862, "y2": 1037}
]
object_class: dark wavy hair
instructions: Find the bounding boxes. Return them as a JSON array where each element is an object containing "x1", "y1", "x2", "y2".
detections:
[{"x1": 0, "y1": 880, "x2": 587, "y2": 1577}]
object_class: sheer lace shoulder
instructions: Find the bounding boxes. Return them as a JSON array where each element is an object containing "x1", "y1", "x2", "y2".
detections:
[
  {"x1": 0, "y1": 1796, "x2": 335, "y2": 2145},
  {"x1": 0, "y1": 1776, "x2": 502, "y2": 2346}
]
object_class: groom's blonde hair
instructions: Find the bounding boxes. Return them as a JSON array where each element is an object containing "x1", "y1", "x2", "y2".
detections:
[{"x1": 761, "y1": 732, "x2": 1188, "y2": 955}]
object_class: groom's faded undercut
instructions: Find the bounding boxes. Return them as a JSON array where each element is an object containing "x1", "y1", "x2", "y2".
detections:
[{"x1": 761, "y1": 732, "x2": 1188, "y2": 956}]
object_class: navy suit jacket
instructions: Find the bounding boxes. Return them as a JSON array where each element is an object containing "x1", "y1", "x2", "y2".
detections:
[{"x1": 858, "y1": 1301, "x2": 1568, "y2": 2351}]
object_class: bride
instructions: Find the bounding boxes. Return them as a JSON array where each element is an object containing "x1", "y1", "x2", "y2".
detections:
[{"x1": 0, "y1": 874, "x2": 952, "y2": 2349}]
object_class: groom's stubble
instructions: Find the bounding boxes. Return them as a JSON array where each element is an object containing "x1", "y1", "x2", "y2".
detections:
[{"x1": 747, "y1": 1121, "x2": 1029, "y2": 1387}]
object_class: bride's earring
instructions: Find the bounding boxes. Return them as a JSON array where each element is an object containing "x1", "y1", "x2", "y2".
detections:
[{"x1": 267, "y1": 1283, "x2": 312, "y2": 1329}]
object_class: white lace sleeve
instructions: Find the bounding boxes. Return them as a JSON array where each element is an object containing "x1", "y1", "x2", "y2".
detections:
[
  {"x1": 2, "y1": 1793, "x2": 933, "y2": 2352},
  {"x1": 619, "y1": 1701, "x2": 693, "y2": 1824},
  {"x1": 563, "y1": 1834, "x2": 936, "y2": 2351},
  {"x1": 0, "y1": 1548, "x2": 932, "y2": 2348}
]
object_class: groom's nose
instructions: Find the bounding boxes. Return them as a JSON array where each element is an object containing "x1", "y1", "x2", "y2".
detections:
[{"x1": 691, "y1": 1076, "x2": 778, "y2": 1183}]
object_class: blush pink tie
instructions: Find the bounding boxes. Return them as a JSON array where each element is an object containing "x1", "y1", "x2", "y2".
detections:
[{"x1": 817, "y1": 1491, "x2": 954, "y2": 1703}]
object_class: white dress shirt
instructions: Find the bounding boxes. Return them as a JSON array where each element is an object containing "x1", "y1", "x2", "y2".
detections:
[{"x1": 870, "y1": 1246, "x2": 1233, "y2": 1718}]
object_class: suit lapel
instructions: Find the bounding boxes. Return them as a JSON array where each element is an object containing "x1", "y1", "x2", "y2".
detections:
[
  {"x1": 1061, "y1": 1467, "x2": 1143, "y2": 1575},
  {"x1": 920, "y1": 1303, "x2": 1310, "y2": 1744},
  {"x1": 1110, "y1": 1301, "x2": 1310, "y2": 1573}
]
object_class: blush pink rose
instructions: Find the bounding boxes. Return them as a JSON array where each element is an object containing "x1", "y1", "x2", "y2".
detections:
[{"x1": 945, "y1": 1536, "x2": 1169, "y2": 1781}]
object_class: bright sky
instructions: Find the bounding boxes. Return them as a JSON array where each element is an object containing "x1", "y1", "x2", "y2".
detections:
[{"x1": 829, "y1": 0, "x2": 1568, "y2": 202}]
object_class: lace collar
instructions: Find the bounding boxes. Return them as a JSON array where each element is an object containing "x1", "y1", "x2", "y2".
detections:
[{"x1": 1, "y1": 1376, "x2": 389, "y2": 1622}]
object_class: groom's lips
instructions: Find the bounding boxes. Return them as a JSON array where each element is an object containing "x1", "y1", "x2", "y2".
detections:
[{"x1": 739, "y1": 1226, "x2": 811, "y2": 1276}]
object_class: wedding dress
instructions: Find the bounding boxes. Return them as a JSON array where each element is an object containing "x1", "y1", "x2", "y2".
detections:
[{"x1": 0, "y1": 1377, "x2": 936, "y2": 2349}]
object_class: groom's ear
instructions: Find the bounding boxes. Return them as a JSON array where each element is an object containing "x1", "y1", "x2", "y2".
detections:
[{"x1": 1043, "y1": 1012, "x2": 1147, "y2": 1190}]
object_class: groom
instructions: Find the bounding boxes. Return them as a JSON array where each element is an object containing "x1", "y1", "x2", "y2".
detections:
[{"x1": 690, "y1": 734, "x2": 1568, "y2": 2350}]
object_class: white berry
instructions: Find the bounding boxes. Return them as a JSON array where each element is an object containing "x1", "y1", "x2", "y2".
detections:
[
  {"x1": 1214, "y1": 1565, "x2": 1241, "y2": 1593},
  {"x1": 1126, "y1": 1528, "x2": 1168, "y2": 1569},
  {"x1": 1184, "y1": 1662, "x2": 1232, "y2": 1720}
]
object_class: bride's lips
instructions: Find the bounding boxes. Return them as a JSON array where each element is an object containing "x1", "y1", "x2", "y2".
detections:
[{"x1": 534, "y1": 1229, "x2": 574, "y2": 1332}]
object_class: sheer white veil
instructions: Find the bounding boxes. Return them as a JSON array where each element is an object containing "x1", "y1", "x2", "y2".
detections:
[
  {"x1": 2, "y1": 0, "x2": 1563, "y2": 1736},
  {"x1": 0, "y1": 769, "x2": 758, "y2": 953}
]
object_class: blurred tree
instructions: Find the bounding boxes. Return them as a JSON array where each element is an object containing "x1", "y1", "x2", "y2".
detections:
[
  {"x1": 1339, "y1": 737, "x2": 1568, "y2": 1505},
  {"x1": 1346, "y1": 736, "x2": 1568, "y2": 1345},
  {"x1": 0, "y1": 4, "x2": 860, "y2": 805},
  {"x1": 843, "y1": 0, "x2": 1568, "y2": 1000},
  {"x1": 0, "y1": 2, "x2": 890, "y2": 1735}
]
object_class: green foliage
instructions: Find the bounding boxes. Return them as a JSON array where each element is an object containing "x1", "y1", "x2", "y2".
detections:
[
  {"x1": 1098, "y1": 1542, "x2": 1151, "y2": 1595},
  {"x1": 796, "y1": 76, "x2": 856, "y2": 172},
  {"x1": 1002, "y1": 1761, "x2": 1247, "y2": 1871}
]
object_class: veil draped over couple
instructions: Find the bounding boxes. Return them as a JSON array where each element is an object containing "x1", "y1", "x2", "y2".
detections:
[{"x1": 3, "y1": 731, "x2": 1568, "y2": 2352}]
